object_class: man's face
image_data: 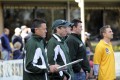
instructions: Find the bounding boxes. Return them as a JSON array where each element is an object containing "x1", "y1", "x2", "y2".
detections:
[
  {"x1": 57, "y1": 27, "x2": 67, "y2": 37},
  {"x1": 104, "y1": 28, "x2": 113, "y2": 39},
  {"x1": 6, "y1": 29, "x2": 10, "y2": 35},
  {"x1": 75, "y1": 23, "x2": 82, "y2": 35},
  {"x1": 66, "y1": 27, "x2": 71, "y2": 35},
  {"x1": 35, "y1": 23, "x2": 47, "y2": 38}
]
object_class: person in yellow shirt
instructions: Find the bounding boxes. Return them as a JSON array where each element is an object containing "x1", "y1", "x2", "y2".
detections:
[{"x1": 93, "y1": 25, "x2": 116, "y2": 80}]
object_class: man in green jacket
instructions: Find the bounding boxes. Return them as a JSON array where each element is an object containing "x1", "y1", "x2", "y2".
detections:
[
  {"x1": 23, "y1": 19, "x2": 59, "y2": 80},
  {"x1": 66, "y1": 19, "x2": 90, "y2": 80},
  {"x1": 47, "y1": 19, "x2": 74, "y2": 80}
]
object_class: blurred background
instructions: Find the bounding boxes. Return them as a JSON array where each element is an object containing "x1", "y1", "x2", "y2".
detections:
[{"x1": 0, "y1": 0, "x2": 120, "y2": 79}]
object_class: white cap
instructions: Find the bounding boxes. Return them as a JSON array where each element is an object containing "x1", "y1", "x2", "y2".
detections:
[
  {"x1": 85, "y1": 32, "x2": 90, "y2": 36},
  {"x1": 14, "y1": 27, "x2": 21, "y2": 33},
  {"x1": 21, "y1": 25, "x2": 27, "y2": 30}
]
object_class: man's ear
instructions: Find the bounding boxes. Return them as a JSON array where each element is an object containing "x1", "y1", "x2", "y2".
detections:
[
  {"x1": 34, "y1": 28, "x2": 38, "y2": 33},
  {"x1": 103, "y1": 32, "x2": 106, "y2": 37},
  {"x1": 73, "y1": 26, "x2": 76, "y2": 30}
]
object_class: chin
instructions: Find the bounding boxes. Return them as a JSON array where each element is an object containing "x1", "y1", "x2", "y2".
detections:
[
  {"x1": 43, "y1": 36, "x2": 46, "y2": 38},
  {"x1": 64, "y1": 34, "x2": 67, "y2": 37},
  {"x1": 41, "y1": 35, "x2": 46, "y2": 38},
  {"x1": 110, "y1": 37, "x2": 113, "y2": 39}
]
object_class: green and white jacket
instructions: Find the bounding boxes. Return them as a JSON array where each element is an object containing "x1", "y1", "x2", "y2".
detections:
[
  {"x1": 23, "y1": 34, "x2": 49, "y2": 80},
  {"x1": 47, "y1": 34, "x2": 74, "y2": 80}
]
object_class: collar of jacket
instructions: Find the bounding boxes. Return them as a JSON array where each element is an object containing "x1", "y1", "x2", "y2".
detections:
[
  {"x1": 2, "y1": 33, "x2": 8, "y2": 37},
  {"x1": 32, "y1": 34, "x2": 43, "y2": 41},
  {"x1": 71, "y1": 33, "x2": 81, "y2": 40},
  {"x1": 52, "y1": 34, "x2": 65, "y2": 43}
]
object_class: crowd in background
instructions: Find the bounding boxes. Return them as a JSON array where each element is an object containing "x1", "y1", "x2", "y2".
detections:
[{"x1": 0, "y1": 26, "x2": 32, "y2": 60}]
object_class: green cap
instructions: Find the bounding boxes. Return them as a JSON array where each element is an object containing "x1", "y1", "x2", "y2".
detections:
[{"x1": 52, "y1": 19, "x2": 71, "y2": 29}]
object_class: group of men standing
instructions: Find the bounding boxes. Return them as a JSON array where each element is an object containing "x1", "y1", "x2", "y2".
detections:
[{"x1": 23, "y1": 18, "x2": 116, "y2": 80}]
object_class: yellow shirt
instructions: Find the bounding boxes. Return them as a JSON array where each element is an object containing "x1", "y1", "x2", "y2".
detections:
[{"x1": 94, "y1": 40, "x2": 116, "y2": 80}]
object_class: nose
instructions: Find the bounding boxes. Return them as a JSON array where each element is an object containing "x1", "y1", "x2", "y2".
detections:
[
  {"x1": 112, "y1": 31, "x2": 114, "y2": 34},
  {"x1": 81, "y1": 28, "x2": 83, "y2": 31},
  {"x1": 45, "y1": 29, "x2": 47, "y2": 33}
]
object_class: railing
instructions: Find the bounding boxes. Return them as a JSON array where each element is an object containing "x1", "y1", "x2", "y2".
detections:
[{"x1": 0, "y1": 52, "x2": 120, "y2": 80}]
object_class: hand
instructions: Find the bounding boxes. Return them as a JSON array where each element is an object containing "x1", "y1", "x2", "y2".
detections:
[
  {"x1": 94, "y1": 75, "x2": 98, "y2": 80},
  {"x1": 9, "y1": 53, "x2": 13, "y2": 60},
  {"x1": 49, "y1": 64, "x2": 59, "y2": 73}
]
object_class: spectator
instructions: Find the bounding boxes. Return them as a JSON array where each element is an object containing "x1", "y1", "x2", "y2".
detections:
[
  {"x1": 1, "y1": 28, "x2": 12, "y2": 60},
  {"x1": 24, "y1": 28, "x2": 32, "y2": 43},
  {"x1": 13, "y1": 42, "x2": 23, "y2": 59},
  {"x1": 12, "y1": 27, "x2": 23, "y2": 52},
  {"x1": 85, "y1": 32, "x2": 94, "y2": 53},
  {"x1": 20, "y1": 25, "x2": 28, "y2": 44},
  {"x1": 87, "y1": 52, "x2": 94, "y2": 79}
]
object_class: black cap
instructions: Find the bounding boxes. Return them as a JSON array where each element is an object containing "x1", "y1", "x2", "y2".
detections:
[{"x1": 52, "y1": 19, "x2": 71, "y2": 29}]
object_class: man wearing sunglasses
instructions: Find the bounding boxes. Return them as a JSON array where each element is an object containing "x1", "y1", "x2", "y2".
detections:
[{"x1": 47, "y1": 19, "x2": 74, "y2": 80}]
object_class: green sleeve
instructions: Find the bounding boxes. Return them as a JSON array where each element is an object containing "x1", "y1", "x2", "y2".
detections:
[
  {"x1": 66, "y1": 39, "x2": 81, "y2": 69},
  {"x1": 25, "y1": 40, "x2": 47, "y2": 73},
  {"x1": 81, "y1": 54, "x2": 91, "y2": 73},
  {"x1": 47, "y1": 39, "x2": 56, "y2": 65}
]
